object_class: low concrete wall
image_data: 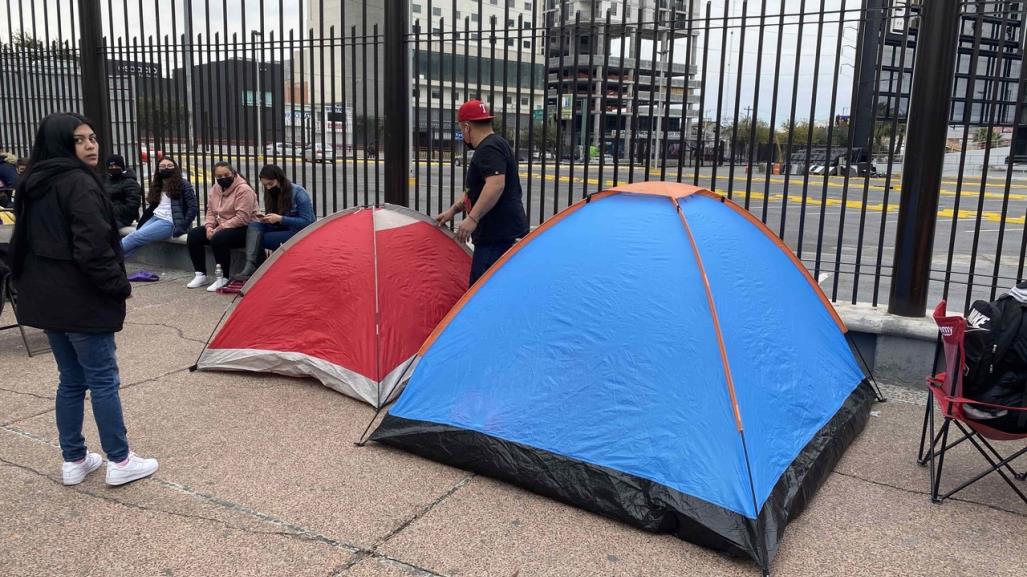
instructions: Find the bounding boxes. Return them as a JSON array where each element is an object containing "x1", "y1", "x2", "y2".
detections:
[
  {"x1": 121, "y1": 228, "x2": 246, "y2": 278},
  {"x1": 836, "y1": 302, "x2": 938, "y2": 389}
]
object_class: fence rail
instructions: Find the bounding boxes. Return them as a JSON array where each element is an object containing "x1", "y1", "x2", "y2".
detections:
[{"x1": 2, "y1": 0, "x2": 1026, "y2": 312}]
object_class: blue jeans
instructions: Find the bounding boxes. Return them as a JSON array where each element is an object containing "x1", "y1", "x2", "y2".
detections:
[
  {"x1": 121, "y1": 217, "x2": 174, "y2": 258},
  {"x1": 470, "y1": 241, "x2": 516, "y2": 287},
  {"x1": 46, "y1": 332, "x2": 129, "y2": 463},
  {"x1": 249, "y1": 222, "x2": 297, "y2": 251}
]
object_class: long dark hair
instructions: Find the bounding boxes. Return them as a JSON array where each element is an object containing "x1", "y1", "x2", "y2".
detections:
[
  {"x1": 258, "y1": 164, "x2": 294, "y2": 215},
  {"x1": 148, "y1": 156, "x2": 183, "y2": 204},
  {"x1": 12, "y1": 113, "x2": 100, "y2": 276},
  {"x1": 27, "y1": 113, "x2": 95, "y2": 166}
]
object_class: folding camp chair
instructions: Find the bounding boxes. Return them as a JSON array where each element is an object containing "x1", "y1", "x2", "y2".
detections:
[
  {"x1": 0, "y1": 272, "x2": 47, "y2": 357},
  {"x1": 916, "y1": 300, "x2": 1027, "y2": 505}
]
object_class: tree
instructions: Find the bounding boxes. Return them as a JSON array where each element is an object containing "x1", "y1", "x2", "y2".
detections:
[
  {"x1": 975, "y1": 127, "x2": 1000, "y2": 150},
  {"x1": 529, "y1": 120, "x2": 557, "y2": 154},
  {"x1": 727, "y1": 117, "x2": 773, "y2": 162},
  {"x1": 354, "y1": 115, "x2": 383, "y2": 148},
  {"x1": 1, "y1": 33, "x2": 76, "y2": 59},
  {"x1": 136, "y1": 97, "x2": 188, "y2": 136}
]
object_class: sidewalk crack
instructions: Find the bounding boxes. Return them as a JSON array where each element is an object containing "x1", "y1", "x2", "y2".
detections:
[
  {"x1": 0, "y1": 386, "x2": 53, "y2": 401},
  {"x1": 832, "y1": 470, "x2": 1027, "y2": 517},
  {"x1": 0, "y1": 455, "x2": 361, "y2": 551},
  {"x1": 124, "y1": 320, "x2": 209, "y2": 345},
  {"x1": 371, "y1": 473, "x2": 475, "y2": 552}
]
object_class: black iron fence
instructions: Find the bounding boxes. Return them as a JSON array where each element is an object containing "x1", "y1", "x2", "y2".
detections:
[{"x1": 1, "y1": 0, "x2": 1026, "y2": 312}]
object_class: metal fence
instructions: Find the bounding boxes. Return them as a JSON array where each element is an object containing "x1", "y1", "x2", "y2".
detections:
[{"x1": 1, "y1": 0, "x2": 1026, "y2": 312}]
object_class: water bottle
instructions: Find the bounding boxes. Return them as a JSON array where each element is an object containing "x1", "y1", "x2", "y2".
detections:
[{"x1": 214, "y1": 264, "x2": 223, "y2": 283}]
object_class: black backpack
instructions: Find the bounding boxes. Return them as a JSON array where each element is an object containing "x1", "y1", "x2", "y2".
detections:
[{"x1": 963, "y1": 297, "x2": 1027, "y2": 395}]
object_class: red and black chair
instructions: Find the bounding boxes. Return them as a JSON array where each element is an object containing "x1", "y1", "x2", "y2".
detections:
[
  {"x1": 0, "y1": 272, "x2": 45, "y2": 357},
  {"x1": 917, "y1": 300, "x2": 1027, "y2": 505}
]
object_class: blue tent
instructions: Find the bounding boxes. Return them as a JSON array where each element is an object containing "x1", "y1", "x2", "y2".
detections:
[{"x1": 371, "y1": 182, "x2": 873, "y2": 573}]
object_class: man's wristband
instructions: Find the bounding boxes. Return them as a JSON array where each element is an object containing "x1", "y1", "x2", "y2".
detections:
[{"x1": 467, "y1": 214, "x2": 479, "y2": 224}]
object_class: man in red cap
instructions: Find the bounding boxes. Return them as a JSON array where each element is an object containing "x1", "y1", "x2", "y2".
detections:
[{"x1": 436, "y1": 99, "x2": 529, "y2": 286}]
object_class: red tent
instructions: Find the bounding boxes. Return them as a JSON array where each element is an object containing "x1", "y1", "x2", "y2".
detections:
[{"x1": 196, "y1": 204, "x2": 471, "y2": 407}]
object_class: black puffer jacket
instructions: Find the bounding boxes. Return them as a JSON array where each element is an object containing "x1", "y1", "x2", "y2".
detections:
[
  {"x1": 106, "y1": 169, "x2": 142, "y2": 228},
  {"x1": 10, "y1": 158, "x2": 131, "y2": 333}
]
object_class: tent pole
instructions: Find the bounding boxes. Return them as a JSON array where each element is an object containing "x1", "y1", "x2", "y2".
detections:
[{"x1": 845, "y1": 333, "x2": 886, "y2": 402}]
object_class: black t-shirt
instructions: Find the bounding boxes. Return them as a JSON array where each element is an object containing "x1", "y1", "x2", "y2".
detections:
[{"x1": 465, "y1": 133, "x2": 529, "y2": 245}]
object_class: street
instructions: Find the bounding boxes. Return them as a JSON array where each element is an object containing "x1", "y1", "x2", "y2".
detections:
[{"x1": 175, "y1": 153, "x2": 1027, "y2": 310}]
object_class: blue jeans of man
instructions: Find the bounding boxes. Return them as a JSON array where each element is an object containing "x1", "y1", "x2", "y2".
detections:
[
  {"x1": 46, "y1": 332, "x2": 130, "y2": 463},
  {"x1": 121, "y1": 217, "x2": 174, "y2": 258},
  {"x1": 470, "y1": 241, "x2": 516, "y2": 287},
  {"x1": 249, "y1": 222, "x2": 297, "y2": 251}
]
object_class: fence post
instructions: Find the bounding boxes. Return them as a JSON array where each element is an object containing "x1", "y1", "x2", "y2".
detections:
[
  {"x1": 848, "y1": 0, "x2": 882, "y2": 159},
  {"x1": 887, "y1": 0, "x2": 961, "y2": 317},
  {"x1": 77, "y1": 0, "x2": 112, "y2": 160},
  {"x1": 384, "y1": 0, "x2": 410, "y2": 207}
]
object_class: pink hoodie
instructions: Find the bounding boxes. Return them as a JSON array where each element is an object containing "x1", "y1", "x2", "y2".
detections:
[{"x1": 204, "y1": 176, "x2": 258, "y2": 232}]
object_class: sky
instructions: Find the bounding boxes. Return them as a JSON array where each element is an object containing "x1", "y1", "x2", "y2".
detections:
[{"x1": 2, "y1": 0, "x2": 870, "y2": 123}]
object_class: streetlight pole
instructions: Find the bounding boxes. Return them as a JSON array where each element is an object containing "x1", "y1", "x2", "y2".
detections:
[{"x1": 252, "y1": 31, "x2": 264, "y2": 161}]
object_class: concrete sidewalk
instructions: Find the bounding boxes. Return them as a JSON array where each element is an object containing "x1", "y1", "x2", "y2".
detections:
[{"x1": 1, "y1": 272, "x2": 1024, "y2": 577}]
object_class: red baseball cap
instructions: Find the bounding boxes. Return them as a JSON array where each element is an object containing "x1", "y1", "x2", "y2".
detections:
[{"x1": 457, "y1": 99, "x2": 495, "y2": 122}]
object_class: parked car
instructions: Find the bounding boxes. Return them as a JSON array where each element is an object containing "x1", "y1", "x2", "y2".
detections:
[
  {"x1": 140, "y1": 144, "x2": 163, "y2": 163},
  {"x1": 303, "y1": 143, "x2": 337, "y2": 163},
  {"x1": 453, "y1": 151, "x2": 474, "y2": 167},
  {"x1": 265, "y1": 142, "x2": 298, "y2": 156}
]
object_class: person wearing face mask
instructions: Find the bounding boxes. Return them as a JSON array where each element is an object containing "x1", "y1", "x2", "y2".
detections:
[
  {"x1": 234, "y1": 164, "x2": 314, "y2": 280},
  {"x1": 185, "y1": 161, "x2": 258, "y2": 291},
  {"x1": 10, "y1": 113, "x2": 159, "y2": 487},
  {"x1": 104, "y1": 154, "x2": 141, "y2": 229},
  {"x1": 435, "y1": 99, "x2": 528, "y2": 286},
  {"x1": 121, "y1": 156, "x2": 198, "y2": 258}
]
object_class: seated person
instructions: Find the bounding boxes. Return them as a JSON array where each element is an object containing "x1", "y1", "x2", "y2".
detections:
[
  {"x1": 105, "y1": 154, "x2": 142, "y2": 228},
  {"x1": 186, "y1": 161, "x2": 257, "y2": 291},
  {"x1": 121, "y1": 157, "x2": 198, "y2": 258},
  {"x1": 235, "y1": 164, "x2": 315, "y2": 280}
]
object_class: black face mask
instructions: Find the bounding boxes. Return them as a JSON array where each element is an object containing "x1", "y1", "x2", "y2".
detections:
[
  {"x1": 217, "y1": 176, "x2": 235, "y2": 190},
  {"x1": 158, "y1": 168, "x2": 175, "y2": 179},
  {"x1": 108, "y1": 168, "x2": 123, "y2": 177},
  {"x1": 267, "y1": 186, "x2": 281, "y2": 195}
]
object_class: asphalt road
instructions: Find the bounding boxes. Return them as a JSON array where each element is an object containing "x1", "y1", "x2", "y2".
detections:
[{"x1": 177, "y1": 154, "x2": 1027, "y2": 310}]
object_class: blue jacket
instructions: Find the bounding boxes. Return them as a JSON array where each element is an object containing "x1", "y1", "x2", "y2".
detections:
[
  {"x1": 280, "y1": 184, "x2": 315, "y2": 231},
  {"x1": 138, "y1": 177, "x2": 199, "y2": 237}
]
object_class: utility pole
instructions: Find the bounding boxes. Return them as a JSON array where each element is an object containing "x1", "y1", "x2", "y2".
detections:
[
  {"x1": 252, "y1": 31, "x2": 264, "y2": 160},
  {"x1": 849, "y1": 0, "x2": 882, "y2": 161}
]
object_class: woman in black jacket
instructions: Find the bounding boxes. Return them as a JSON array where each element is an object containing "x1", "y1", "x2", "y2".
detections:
[
  {"x1": 121, "y1": 156, "x2": 198, "y2": 258},
  {"x1": 10, "y1": 113, "x2": 159, "y2": 487}
]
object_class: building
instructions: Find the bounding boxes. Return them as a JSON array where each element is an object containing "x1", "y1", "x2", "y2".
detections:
[
  {"x1": 543, "y1": 0, "x2": 701, "y2": 161},
  {"x1": 871, "y1": 0, "x2": 1024, "y2": 160},
  {"x1": 175, "y1": 59, "x2": 286, "y2": 150},
  {"x1": 0, "y1": 57, "x2": 140, "y2": 161},
  {"x1": 305, "y1": 0, "x2": 547, "y2": 155}
]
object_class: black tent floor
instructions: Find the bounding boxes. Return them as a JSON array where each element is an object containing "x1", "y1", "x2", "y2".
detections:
[{"x1": 371, "y1": 382, "x2": 876, "y2": 571}]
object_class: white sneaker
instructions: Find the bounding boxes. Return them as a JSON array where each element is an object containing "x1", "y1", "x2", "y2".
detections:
[
  {"x1": 206, "y1": 277, "x2": 229, "y2": 292},
  {"x1": 62, "y1": 452, "x2": 103, "y2": 486},
  {"x1": 186, "y1": 273, "x2": 208, "y2": 288},
  {"x1": 105, "y1": 452, "x2": 159, "y2": 486}
]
